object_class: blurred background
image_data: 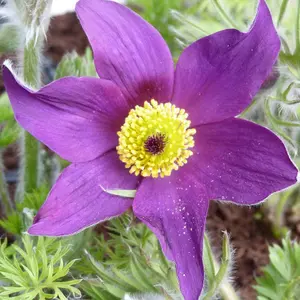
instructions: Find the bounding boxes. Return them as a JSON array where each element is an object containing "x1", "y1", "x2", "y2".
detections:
[{"x1": 51, "y1": 0, "x2": 78, "y2": 15}]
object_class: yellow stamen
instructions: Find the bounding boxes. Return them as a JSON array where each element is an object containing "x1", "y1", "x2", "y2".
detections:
[{"x1": 117, "y1": 99, "x2": 196, "y2": 178}]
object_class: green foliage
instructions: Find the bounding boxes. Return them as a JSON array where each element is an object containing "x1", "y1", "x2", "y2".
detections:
[
  {"x1": 123, "y1": 294, "x2": 165, "y2": 300},
  {"x1": 55, "y1": 47, "x2": 97, "y2": 79},
  {"x1": 0, "y1": 93, "x2": 20, "y2": 147},
  {"x1": 172, "y1": 0, "x2": 298, "y2": 47},
  {"x1": 128, "y1": 0, "x2": 201, "y2": 57},
  {"x1": 77, "y1": 213, "x2": 181, "y2": 299},
  {"x1": 103, "y1": 187, "x2": 137, "y2": 198},
  {"x1": 0, "y1": 212, "x2": 23, "y2": 235},
  {"x1": 0, "y1": 185, "x2": 49, "y2": 235},
  {"x1": 20, "y1": 184, "x2": 49, "y2": 212},
  {"x1": 76, "y1": 212, "x2": 234, "y2": 300},
  {"x1": 170, "y1": 0, "x2": 254, "y2": 49},
  {"x1": 0, "y1": 119, "x2": 20, "y2": 147},
  {"x1": 0, "y1": 93, "x2": 14, "y2": 122},
  {"x1": 202, "y1": 232, "x2": 232, "y2": 300},
  {"x1": 129, "y1": 0, "x2": 180, "y2": 51},
  {"x1": 264, "y1": 184, "x2": 298, "y2": 239},
  {"x1": 254, "y1": 235, "x2": 300, "y2": 300},
  {"x1": 0, "y1": 235, "x2": 81, "y2": 300},
  {"x1": 0, "y1": 24, "x2": 19, "y2": 54}
]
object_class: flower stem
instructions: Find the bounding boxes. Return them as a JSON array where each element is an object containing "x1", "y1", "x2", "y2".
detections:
[
  {"x1": 219, "y1": 283, "x2": 240, "y2": 300},
  {"x1": 0, "y1": 151, "x2": 13, "y2": 215},
  {"x1": 20, "y1": 39, "x2": 42, "y2": 197},
  {"x1": 203, "y1": 233, "x2": 240, "y2": 300},
  {"x1": 23, "y1": 39, "x2": 41, "y2": 87},
  {"x1": 272, "y1": 186, "x2": 296, "y2": 238}
]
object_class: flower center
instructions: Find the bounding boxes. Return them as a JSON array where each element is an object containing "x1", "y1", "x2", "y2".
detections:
[
  {"x1": 117, "y1": 99, "x2": 196, "y2": 178},
  {"x1": 144, "y1": 133, "x2": 166, "y2": 155}
]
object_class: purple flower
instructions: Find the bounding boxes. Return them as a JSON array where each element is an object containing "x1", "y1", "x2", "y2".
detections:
[{"x1": 3, "y1": 0, "x2": 298, "y2": 299}]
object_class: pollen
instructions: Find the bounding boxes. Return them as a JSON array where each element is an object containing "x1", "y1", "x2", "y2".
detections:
[{"x1": 117, "y1": 99, "x2": 196, "y2": 178}]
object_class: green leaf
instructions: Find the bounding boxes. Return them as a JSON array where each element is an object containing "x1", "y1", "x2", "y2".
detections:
[
  {"x1": 0, "y1": 120, "x2": 20, "y2": 147},
  {"x1": 102, "y1": 186, "x2": 136, "y2": 198},
  {"x1": 55, "y1": 48, "x2": 97, "y2": 79},
  {"x1": 203, "y1": 234, "x2": 216, "y2": 284},
  {"x1": 78, "y1": 213, "x2": 180, "y2": 299},
  {"x1": 18, "y1": 184, "x2": 49, "y2": 212},
  {"x1": 130, "y1": 256, "x2": 157, "y2": 292},
  {"x1": 214, "y1": 232, "x2": 230, "y2": 284},
  {"x1": 0, "y1": 212, "x2": 23, "y2": 235},
  {"x1": 123, "y1": 293, "x2": 165, "y2": 300},
  {"x1": 0, "y1": 185, "x2": 50, "y2": 235},
  {"x1": 254, "y1": 286, "x2": 279, "y2": 300},
  {"x1": 202, "y1": 232, "x2": 233, "y2": 300},
  {"x1": 0, "y1": 93, "x2": 14, "y2": 122},
  {"x1": 254, "y1": 234, "x2": 300, "y2": 299},
  {"x1": 0, "y1": 235, "x2": 81, "y2": 299}
]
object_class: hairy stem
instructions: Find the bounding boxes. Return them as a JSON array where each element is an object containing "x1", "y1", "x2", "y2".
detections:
[
  {"x1": 272, "y1": 186, "x2": 296, "y2": 238},
  {"x1": 219, "y1": 283, "x2": 240, "y2": 300},
  {"x1": 203, "y1": 233, "x2": 240, "y2": 300},
  {"x1": 23, "y1": 39, "x2": 41, "y2": 87},
  {"x1": 20, "y1": 39, "x2": 42, "y2": 198},
  {"x1": 0, "y1": 151, "x2": 13, "y2": 215}
]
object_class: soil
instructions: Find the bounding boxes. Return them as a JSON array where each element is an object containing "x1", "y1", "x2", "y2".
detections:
[
  {"x1": 0, "y1": 12, "x2": 293, "y2": 300},
  {"x1": 45, "y1": 12, "x2": 89, "y2": 64},
  {"x1": 206, "y1": 202, "x2": 277, "y2": 299}
]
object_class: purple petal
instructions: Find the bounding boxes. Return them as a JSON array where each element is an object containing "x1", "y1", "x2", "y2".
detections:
[
  {"x1": 191, "y1": 118, "x2": 298, "y2": 205},
  {"x1": 76, "y1": 0, "x2": 174, "y2": 107},
  {"x1": 28, "y1": 151, "x2": 138, "y2": 236},
  {"x1": 172, "y1": 0, "x2": 280, "y2": 126},
  {"x1": 3, "y1": 67, "x2": 129, "y2": 162},
  {"x1": 133, "y1": 176, "x2": 209, "y2": 300}
]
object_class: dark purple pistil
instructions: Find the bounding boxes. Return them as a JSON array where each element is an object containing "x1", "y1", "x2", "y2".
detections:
[{"x1": 144, "y1": 133, "x2": 166, "y2": 155}]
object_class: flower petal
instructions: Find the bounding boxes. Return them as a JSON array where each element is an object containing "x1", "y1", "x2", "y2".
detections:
[
  {"x1": 3, "y1": 66, "x2": 129, "y2": 162},
  {"x1": 28, "y1": 151, "x2": 138, "y2": 236},
  {"x1": 133, "y1": 176, "x2": 208, "y2": 300},
  {"x1": 76, "y1": 0, "x2": 174, "y2": 107},
  {"x1": 191, "y1": 118, "x2": 298, "y2": 204},
  {"x1": 172, "y1": 0, "x2": 280, "y2": 126}
]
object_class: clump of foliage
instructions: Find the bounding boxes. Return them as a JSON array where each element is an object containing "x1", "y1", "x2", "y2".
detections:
[
  {"x1": 0, "y1": 92, "x2": 20, "y2": 148},
  {"x1": 0, "y1": 185, "x2": 49, "y2": 235},
  {"x1": 77, "y1": 213, "x2": 181, "y2": 299},
  {"x1": 55, "y1": 47, "x2": 97, "y2": 79},
  {"x1": 254, "y1": 235, "x2": 300, "y2": 300},
  {"x1": 0, "y1": 235, "x2": 81, "y2": 300},
  {"x1": 75, "y1": 213, "x2": 231, "y2": 300}
]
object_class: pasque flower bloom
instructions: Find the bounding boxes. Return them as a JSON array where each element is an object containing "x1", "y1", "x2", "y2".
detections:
[{"x1": 3, "y1": 0, "x2": 298, "y2": 299}]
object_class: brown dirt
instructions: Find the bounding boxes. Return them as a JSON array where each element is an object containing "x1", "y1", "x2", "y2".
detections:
[
  {"x1": 46, "y1": 12, "x2": 89, "y2": 63},
  {"x1": 2, "y1": 144, "x2": 18, "y2": 170},
  {"x1": 206, "y1": 202, "x2": 277, "y2": 299},
  {"x1": 0, "y1": 11, "x2": 289, "y2": 300}
]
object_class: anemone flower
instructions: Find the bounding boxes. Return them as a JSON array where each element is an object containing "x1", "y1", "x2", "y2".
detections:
[{"x1": 3, "y1": 0, "x2": 298, "y2": 299}]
